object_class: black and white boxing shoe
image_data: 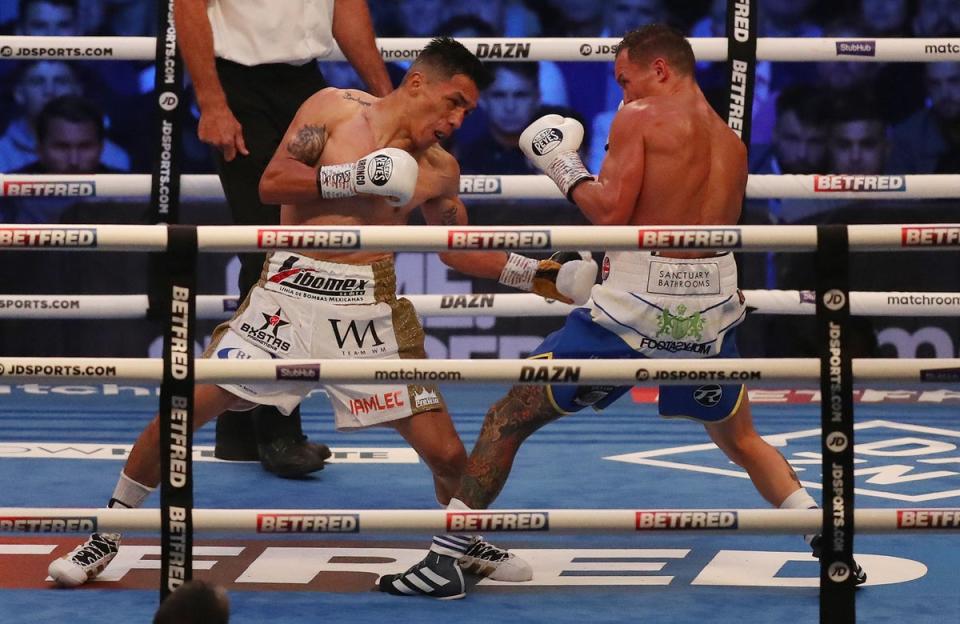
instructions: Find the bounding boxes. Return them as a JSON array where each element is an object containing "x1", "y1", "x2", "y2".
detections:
[
  {"x1": 378, "y1": 552, "x2": 466, "y2": 599},
  {"x1": 458, "y1": 536, "x2": 533, "y2": 581},
  {"x1": 48, "y1": 532, "x2": 121, "y2": 587},
  {"x1": 810, "y1": 533, "x2": 867, "y2": 586}
]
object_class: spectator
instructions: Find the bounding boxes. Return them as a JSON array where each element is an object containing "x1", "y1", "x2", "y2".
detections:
[
  {"x1": 889, "y1": 62, "x2": 960, "y2": 173},
  {"x1": 753, "y1": 85, "x2": 828, "y2": 176},
  {"x1": 2, "y1": 95, "x2": 119, "y2": 226},
  {"x1": 459, "y1": 63, "x2": 541, "y2": 174},
  {"x1": 912, "y1": 0, "x2": 960, "y2": 36},
  {"x1": 860, "y1": 0, "x2": 911, "y2": 36},
  {"x1": 827, "y1": 95, "x2": 891, "y2": 175},
  {"x1": 153, "y1": 580, "x2": 230, "y2": 624},
  {"x1": 0, "y1": 60, "x2": 130, "y2": 172},
  {"x1": 14, "y1": 0, "x2": 79, "y2": 35},
  {"x1": 537, "y1": 0, "x2": 604, "y2": 36},
  {"x1": 396, "y1": 0, "x2": 448, "y2": 36}
]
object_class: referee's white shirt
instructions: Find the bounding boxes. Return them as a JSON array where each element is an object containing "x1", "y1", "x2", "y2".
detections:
[{"x1": 208, "y1": 0, "x2": 336, "y2": 66}]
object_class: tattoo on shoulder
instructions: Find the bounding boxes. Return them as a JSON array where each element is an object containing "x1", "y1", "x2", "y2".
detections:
[
  {"x1": 342, "y1": 92, "x2": 372, "y2": 106},
  {"x1": 286, "y1": 124, "x2": 327, "y2": 166}
]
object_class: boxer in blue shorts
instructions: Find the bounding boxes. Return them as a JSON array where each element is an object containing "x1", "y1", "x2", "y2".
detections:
[{"x1": 383, "y1": 25, "x2": 863, "y2": 599}]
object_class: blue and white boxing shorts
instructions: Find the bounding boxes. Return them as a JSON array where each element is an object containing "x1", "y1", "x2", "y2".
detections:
[{"x1": 530, "y1": 251, "x2": 748, "y2": 423}]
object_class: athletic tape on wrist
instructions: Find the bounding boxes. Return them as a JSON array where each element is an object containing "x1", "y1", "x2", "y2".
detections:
[
  {"x1": 498, "y1": 253, "x2": 538, "y2": 291},
  {"x1": 317, "y1": 163, "x2": 356, "y2": 199},
  {"x1": 548, "y1": 152, "x2": 594, "y2": 201}
]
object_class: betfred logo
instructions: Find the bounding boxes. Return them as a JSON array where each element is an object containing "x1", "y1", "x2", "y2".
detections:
[
  {"x1": 459, "y1": 176, "x2": 502, "y2": 194},
  {"x1": 638, "y1": 229, "x2": 741, "y2": 249},
  {"x1": 3, "y1": 180, "x2": 95, "y2": 196},
  {"x1": 0, "y1": 516, "x2": 96, "y2": 532},
  {"x1": 257, "y1": 229, "x2": 360, "y2": 249},
  {"x1": 447, "y1": 512, "x2": 549, "y2": 531},
  {"x1": 257, "y1": 513, "x2": 359, "y2": 533},
  {"x1": 0, "y1": 227, "x2": 97, "y2": 247},
  {"x1": 901, "y1": 226, "x2": 960, "y2": 246},
  {"x1": 896, "y1": 509, "x2": 960, "y2": 528},
  {"x1": 636, "y1": 511, "x2": 738, "y2": 530},
  {"x1": 448, "y1": 230, "x2": 551, "y2": 249},
  {"x1": 813, "y1": 175, "x2": 906, "y2": 192},
  {"x1": 836, "y1": 40, "x2": 876, "y2": 56}
]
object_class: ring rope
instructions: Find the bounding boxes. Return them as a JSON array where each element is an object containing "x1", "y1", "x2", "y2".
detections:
[
  {"x1": 1, "y1": 173, "x2": 958, "y2": 200},
  {"x1": 1, "y1": 36, "x2": 957, "y2": 63},
  {"x1": 1, "y1": 357, "x2": 958, "y2": 384},
  {"x1": 1, "y1": 291, "x2": 958, "y2": 319},
  {"x1": 0, "y1": 507, "x2": 955, "y2": 534},
  {"x1": 2, "y1": 223, "x2": 958, "y2": 252}
]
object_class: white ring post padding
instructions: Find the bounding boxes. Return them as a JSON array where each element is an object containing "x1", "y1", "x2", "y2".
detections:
[
  {"x1": 1, "y1": 36, "x2": 958, "y2": 62},
  {"x1": 2, "y1": 291, "x2": 960, "y2": 319},
  {"x1": 1, "y1": 357, "x2": 959, "y2": 385},
  {"x1": 3, "y1": 173, "x2": 960, "y2": 200},
  {"x1": 0, "y1": 507, "x2": 955, "y2": 534}
]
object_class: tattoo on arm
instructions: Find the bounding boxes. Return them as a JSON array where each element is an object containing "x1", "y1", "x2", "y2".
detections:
[
  {"x1": 440, "y1": 203, "x2": 459, "y2": 225},
  {"x1": 342, "y1": 92, "x2": 372, "y2": 106},
  {"x1": 286, "y1": 124, "x2": 327, "y2": 166}
]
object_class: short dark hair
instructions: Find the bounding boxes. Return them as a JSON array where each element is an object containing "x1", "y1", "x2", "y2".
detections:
[
  {"x1": 487, "y1": 62, "x2": 539, "y2": 88},
  {"x1": 437, "y1": 15, "x2": 497, "y2": 38},
  {"x1": 827, "y1": 92, "x2": 886, "y2": 127},
  {"x1": 153, "y1": 581, "x2": 229, "y2": 624},
  {"x1": 18, "y1": 0, "x2": 76, "y2": 17},
  {"x1": 408, "y1": 36, "x2": 493, "y2": 90},
  {"x1": 35, "y1": 95, "x2": 104, "y2": 143},
  {"x1": 614, "y1": 24, "x2": 695, "y2": 76},
  {"x1": 775, "y1": 85, "x2": 827, "y2": 127}
]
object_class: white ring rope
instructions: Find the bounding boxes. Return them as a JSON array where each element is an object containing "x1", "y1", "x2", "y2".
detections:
[
  {"x1": 1, "y1": 173, "x2": 958, "y2": 200},
  {"x1": 0, "y1": 507, "x2": 955, "y2": 534},
  {"x1": 0, "y1": 36, "x2": 957, "y2": 62},
  {"x1": 1, "y1": 223, "x2": 958, "y2": 252},
  {"x1": 1, "y1": 291, "x2": 958, "y2": 320},
  {"x1": 1, "y1": 357, "x2": 958, "y2": 384}
]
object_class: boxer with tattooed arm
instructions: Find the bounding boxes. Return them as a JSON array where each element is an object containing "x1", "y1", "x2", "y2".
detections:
[
  {"x1": 382, "y1": 25, "x2": 864, "y2": 599},
  {"x1": 48, "y1": 37, "x2": 596, "y2": 591}
]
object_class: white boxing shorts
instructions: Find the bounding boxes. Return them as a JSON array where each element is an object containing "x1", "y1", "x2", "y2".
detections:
[
  {"x1": 204, "y1": 253, "x2": 446, "y2": 430},
  {"x1": 589, "y1": 251, "x2": 746, "y2": 359}
]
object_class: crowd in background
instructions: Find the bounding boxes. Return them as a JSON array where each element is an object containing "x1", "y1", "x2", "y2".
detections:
[{"x1": 1, "y1": 0, "x2": 959, "y2": 359}]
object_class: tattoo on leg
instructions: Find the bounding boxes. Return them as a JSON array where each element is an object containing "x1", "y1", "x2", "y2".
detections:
[
  {"x1": 286, "y1": 124, "x2": 327, "y2": 166},
  {"x1": 777, "y1": 449, "x2": 801, "y2": 486},
  {"x1": 460, "y1": 386, "x2": 561, "y2": 508}
]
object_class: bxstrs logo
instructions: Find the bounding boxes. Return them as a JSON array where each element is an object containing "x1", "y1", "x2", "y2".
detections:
[
  {"x1": 370, "y1": 154, "x2": 393, "y2": 186},
  {"x1": 240, "y1": 308, "x2": 291, "y2": 352},
  {"x1": 693, "y1": 385, "x2": 723, "y2": 408},
  {"x1": 532, "y1": 128, "x2": 562, "y2": 156},
  {"x1": 258, "y1": 308, "x2": 289, "y2": 338}
]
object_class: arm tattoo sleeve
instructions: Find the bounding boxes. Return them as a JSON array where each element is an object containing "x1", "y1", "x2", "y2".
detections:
[{"x1": 286, "y1": 124, "x2": 328, "y2": 166}]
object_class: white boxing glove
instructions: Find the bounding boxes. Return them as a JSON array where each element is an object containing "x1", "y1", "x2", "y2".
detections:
[
  {"x1": 498, "y1": 251, "x2": 597, "y2": 305},
  {"x1": 519, "y1": 114, "x2": 594, "y2": 201},
  {"x1": 316, "y1": 147, "x2": 418, "y2": 207}
]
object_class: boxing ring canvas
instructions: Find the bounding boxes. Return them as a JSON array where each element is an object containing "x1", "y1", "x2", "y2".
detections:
[{"x1": 0, "y1": 384, "x2": 956, "y2": 623}]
